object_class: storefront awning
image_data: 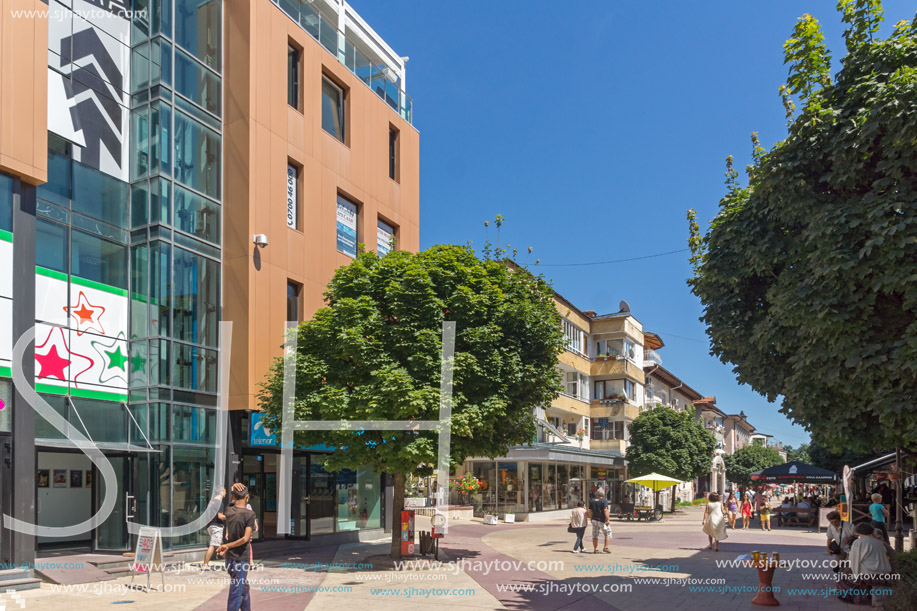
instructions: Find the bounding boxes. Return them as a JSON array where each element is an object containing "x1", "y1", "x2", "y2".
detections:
[
  {"x1": 850, "y1": 452, "x2": 896, "y2": 473},
  {"x1": 488, "y1": 444, "x2": 626, "y2": 467},
  {"x1": 36, "y1": 439, "x2": 162, "y2": 453}
]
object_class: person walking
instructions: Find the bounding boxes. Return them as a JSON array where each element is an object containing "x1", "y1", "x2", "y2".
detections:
[
  {"x1": 702, "y1": 492, "x2": 728, "y2": 551},
  {"x1": 569, "y1": 501, "x2": 589, "y2": 553},
  {"x1": 588, "y1": 488, "x2": 612, "y2": 554},
  {"x1": 869, "y1": 493, "x2": 890, "y2": 543},
  {"x1": 740, "y1": 497, "x2": 753, "y2": 529},
  {"x1": 756, "y1": 492, "x2": 772, "y2": 531},
  {"x1": 218, "y1": 486, "x2": 256, "y2": 611},
  {"x1": 725, "y1": 492, "x2": 739, "y2": 529}
]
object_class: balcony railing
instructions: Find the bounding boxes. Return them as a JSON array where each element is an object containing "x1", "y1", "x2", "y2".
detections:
[
  {"x1": 273, "y1": 0, "x2": 414, "y2": 124},
  {"x1": 643, "y1": 349, "x2": 662, "y2": 366}
]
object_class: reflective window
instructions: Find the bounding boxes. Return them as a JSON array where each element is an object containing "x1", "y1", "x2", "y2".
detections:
[
  {"x1": 152, "y1": 37, "x2": 172, "y2": 87},
  {"x1": 151, "y1": 177, "x2": 171, "y2": 225},
  {"x1": 148, "y1": 402, "x2": 169, "y2": 441},
  {"x1": 37, "y1": 151, "x2": 71, "y2": 205},
  {"x1": 72, "y1": 162, "x2": 130, "y2": 228},
  {"x1": 131, "y1": 244, "x2": 149, "y2": 338},
  {"x1": 171, "y1": 446, "x2": 215, "y2": 546},
  {"x1": 321, "y1": 77, "x2": 345, "y2": 142},
  {"x1": 151, "y1": 102, "x2": 172, "y2": 176},
  {"x1": 71, "y1": 398, "x2": 128, "y2": 443},
  {"x1": 71, "y1": 229, "x2": 127, "y2": 289},
  {"x1": 151, "y1": 241, "x2": 171, "y2": 336},
  {"x1": 175, "y1": 0, "x2": 221, "y2": 71},
  {"x1": 0, "y1": 174, "x2": 12, "y2": 233},
  {"x1": 174, "y1": 185, "x2": 220, "y2": 244},
  {"x1": 175, "y1": 48, "x2": 221, "y2": 117},
  {"x1": 287, "y1": 281, "x2": 301, "y2": 322},
  {"x1": 173, "y1": 343, "x2": 217, "y2": 393},
  {"x1": 132, "y1": 107, "x2": 150, "y2": 180},
  {"x1": 34, "y1": 393, "x2": 68, "y2": 439},
  {"x1": 336, "y1": 468, "x2": 381, "y2": 530},
  {"x1": 36, "y1": 218, "x2": 67, "y2": 273},
  {"x1": 172, "y1": 404, "x2": 216, "y2": 444},
  {"x1": 288, "y1": 43, "x2": 300, "y2": 109},
  {"x1": 172, "y1": 247, "x2": 219, "y2": 346},
  {"x1": 174, "y1": 110, "x2": 221, "y2": 199}
]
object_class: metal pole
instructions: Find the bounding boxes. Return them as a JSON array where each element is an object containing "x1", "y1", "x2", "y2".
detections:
[{"x1": 895, "y1": 448, "x2": 903, "y2": 552}]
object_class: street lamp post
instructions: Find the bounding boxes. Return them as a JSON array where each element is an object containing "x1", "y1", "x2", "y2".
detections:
[{"x1": 895, "y1": 447, "x2": 903, "y2": 552}]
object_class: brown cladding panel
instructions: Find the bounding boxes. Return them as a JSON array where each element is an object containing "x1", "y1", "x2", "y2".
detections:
[
  {"x1": 224, "y1": 0, "x2": 420, "y2": 411},
  {"x1": 0, "y1": 0, "x2": 47, "y2": 184}
]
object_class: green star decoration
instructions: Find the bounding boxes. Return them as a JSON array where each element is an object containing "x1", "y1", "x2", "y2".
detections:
[
  {"x1": 131, "y1": 353, "x2": 147, "y2": 373},
  {"x1": 105, "y1": 346, "x2": 129, "y2": 371}
]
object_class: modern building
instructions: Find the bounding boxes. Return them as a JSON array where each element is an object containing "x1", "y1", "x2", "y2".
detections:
[{"x1": 0, "y1": 0, "x2": 417, "y2": 565}]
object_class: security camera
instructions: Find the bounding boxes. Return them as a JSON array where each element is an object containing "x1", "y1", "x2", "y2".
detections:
[{"x1": 253, "y1": 234, "x2": 269, "y2": 248}]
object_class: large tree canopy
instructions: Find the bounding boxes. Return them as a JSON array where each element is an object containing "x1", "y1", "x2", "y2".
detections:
[
  {"x1": 724, "y1": 444, "x2": 785, "y2": 489},
  {"x1": 258, "y1": 245, "x2": 564, "y2": 557},
  {"x1": 688, "y1": 1, "x2": 917, "y2": 453},
  {"x1": 625, "y1": 406, "x2": 716, "y2": 502}
]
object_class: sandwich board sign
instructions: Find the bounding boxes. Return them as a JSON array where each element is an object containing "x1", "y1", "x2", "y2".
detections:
[{"x1": 130, "y1": 527, "x2": 165, "y2": 591}]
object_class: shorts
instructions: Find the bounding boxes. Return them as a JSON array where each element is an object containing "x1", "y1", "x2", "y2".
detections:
[
  {"x1": 591, "y1": 520, "x2": 609, "y2": 539},
  {"x1": 208, "y1": 524, "x2": 224, "y2": 547}
]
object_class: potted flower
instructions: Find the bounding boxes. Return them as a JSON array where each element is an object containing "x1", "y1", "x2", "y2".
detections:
[
  {"x1": 451, "y1": 473, "x2": 481, "y2": 506},
  {"x1": 576, "y1": 428, "x2": 587, "y2": 447}
]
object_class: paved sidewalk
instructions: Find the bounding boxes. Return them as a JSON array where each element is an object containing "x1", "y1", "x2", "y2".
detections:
[{"x1": 0, "y1": 508, "x2": 896, "y2": 610}]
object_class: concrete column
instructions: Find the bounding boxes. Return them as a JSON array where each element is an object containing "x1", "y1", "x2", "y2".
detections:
[{"x1": 9, "y1": 180, "x2": 36, "y2": 565}]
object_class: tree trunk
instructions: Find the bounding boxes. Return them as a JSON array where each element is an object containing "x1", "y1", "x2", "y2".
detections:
[{"x1": 390, "y1": 472, "x2": 406, "y2": 559}]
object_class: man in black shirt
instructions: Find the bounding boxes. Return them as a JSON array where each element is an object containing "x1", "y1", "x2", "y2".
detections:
[
  {"x1": 589, "y1": 488, "x2": 612, "y2": 554},
  {"x1": 218, "y1": 486, "x2": 256, "y2": 611}
]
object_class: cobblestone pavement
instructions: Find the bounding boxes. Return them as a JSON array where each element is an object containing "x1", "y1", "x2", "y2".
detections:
[{"x1": 2, "y1": 507, "x2": 903, "y2": 610}]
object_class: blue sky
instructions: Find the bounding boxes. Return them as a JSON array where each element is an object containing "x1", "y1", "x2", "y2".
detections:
[{"x1": 355, "y1": 1, "x2": 915, "y2": 448}]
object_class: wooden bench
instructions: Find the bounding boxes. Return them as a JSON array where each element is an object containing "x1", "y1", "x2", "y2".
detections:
[{"x1": 776, "y1": 507, "x2": 816, "y2": 527}]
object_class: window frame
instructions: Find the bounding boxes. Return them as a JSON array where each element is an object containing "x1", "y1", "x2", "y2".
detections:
[
  {"x1": 286, "y1": 161, "x2": 302, "y2": 231},
  {"x1": 388, "y1": 124, "x2": 399, "y2": 182},
  {"x1": 321, "y1": 75, "x2": 346, "y2": 143},
  {"x1": 288, "y1": 42, "x2": 302, "y2": 110},
  {"x1": 287, "y1": 280, "x2": 303, "y2": 322}
]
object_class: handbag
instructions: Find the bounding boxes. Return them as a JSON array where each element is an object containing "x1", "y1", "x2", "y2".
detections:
[{"x1": 567, "y1": 524, "x2": 576, "y2": 533}]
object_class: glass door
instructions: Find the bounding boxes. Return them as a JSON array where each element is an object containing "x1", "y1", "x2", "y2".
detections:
[
  {"x1": 242, "y1": 455, "x2": 263, "y2": 540},
  {"x1": 308, "y1": 455, "x2": 335, "y2": 535},
  {"x1": 94, "y1": 454, "x2": 135, "y2": 551}
]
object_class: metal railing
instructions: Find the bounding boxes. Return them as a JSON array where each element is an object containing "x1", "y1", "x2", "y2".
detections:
[
  {"x1": 274, "y1": 0, "x2": 414, "y2": 124},
  {"x1": 643, "y1": 349, "x2": 662, "y2": 365}
]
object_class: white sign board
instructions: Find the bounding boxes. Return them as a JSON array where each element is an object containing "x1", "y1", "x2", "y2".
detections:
[
  {"x1": 131, "y1": 526, "x2": 165, "y2": 591},
  {"x1": 286, "y1": 165, "x2": 298, "y2": 229}
]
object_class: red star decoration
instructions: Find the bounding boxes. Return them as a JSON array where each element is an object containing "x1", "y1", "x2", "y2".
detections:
[
  {"x1": 65, "y1": 291, "x2": 106, "y2": 336},
  {"x1": 73, "y1": 304, "x2": 95, "y2": 323},
  {"x1": 36, "y1": 344, "x2": 70, "y2": 380}
]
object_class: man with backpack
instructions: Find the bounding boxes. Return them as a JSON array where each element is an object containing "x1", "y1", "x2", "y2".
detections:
[{"x1": 589, "y1": 488, "x2": 612, "y2": 554}]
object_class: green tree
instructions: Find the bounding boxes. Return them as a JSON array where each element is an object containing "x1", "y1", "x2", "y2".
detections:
[
  {"x1": 724, "y1": 444, "x2": 785, "y2": 489},
  {"x1": 258, "y1": 245, "x2": 564, "y2": 558},
  {"x1": 784, "y1": 443, "x2": 811, "y2": 464},
  {"x1": 688, "y1": 1, "x2": 917, "y2": 453},
  {"x1": 625, "y1": 406, "x2": 716, "y2": 510},
  {"x1": 808, "y1": 441, "x2": 878, "y2": 473}
]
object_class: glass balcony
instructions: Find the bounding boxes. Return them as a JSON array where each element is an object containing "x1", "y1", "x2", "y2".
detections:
[{"x1": 274, "y1": 0, "x2": 414, "y2": 124}]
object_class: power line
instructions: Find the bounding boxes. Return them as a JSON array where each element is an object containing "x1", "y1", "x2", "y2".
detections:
[
  {"x1": 537, "y1": 248, "x2": 690, "y2": 267},
  {"x1": 652, "y1": 330, "x2": 709, "y2": 344}
]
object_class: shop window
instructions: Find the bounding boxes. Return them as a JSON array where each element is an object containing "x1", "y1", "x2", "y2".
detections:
[{"x1": 336, "y1": 468, "x2": 381, "y2": 530}]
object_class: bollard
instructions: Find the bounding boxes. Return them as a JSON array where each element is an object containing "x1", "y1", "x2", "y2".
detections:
[{"x1": 744, "y1": 552, "x2": 785, "y2": 606}]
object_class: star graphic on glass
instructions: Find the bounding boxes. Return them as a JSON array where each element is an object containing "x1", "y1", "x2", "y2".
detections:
[
  {"x1": 88, "y1": 333, "x2": 129, "y2": 386},
  {"x1": 36, "y1": 344, "x2": 70, "y2": 380},
  {"x1": 65, "y1": 291, "x2": 106, "y2": 336}
]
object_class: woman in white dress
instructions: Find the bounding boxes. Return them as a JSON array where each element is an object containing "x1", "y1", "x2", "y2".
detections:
[{"x1": 702, "y1": 492, "x2": 728, "y2": 551}]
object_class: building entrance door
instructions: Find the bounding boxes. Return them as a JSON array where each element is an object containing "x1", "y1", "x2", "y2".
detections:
[{"x1": 94, "y1": 454, "x2": 138, "y2": 552}]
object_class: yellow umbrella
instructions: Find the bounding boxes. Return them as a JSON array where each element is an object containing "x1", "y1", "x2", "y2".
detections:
[
  {"x1": 624, "y1": 473, "x2": 686, "y2": 515},
  {"x1": 624, "y1": 473, "x2": 685, "y2": 491}
]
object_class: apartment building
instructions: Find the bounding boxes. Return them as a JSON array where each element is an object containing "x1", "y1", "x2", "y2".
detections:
[
  {"x1": 0, "y1": 0, "x2": 417, "y2": 564},
  {"x1": 455, "y1": 294, "x2": 656, "y2": 519},
  {"x1": 724, "y1": 411, "x2": 756, "y2": 454}
]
